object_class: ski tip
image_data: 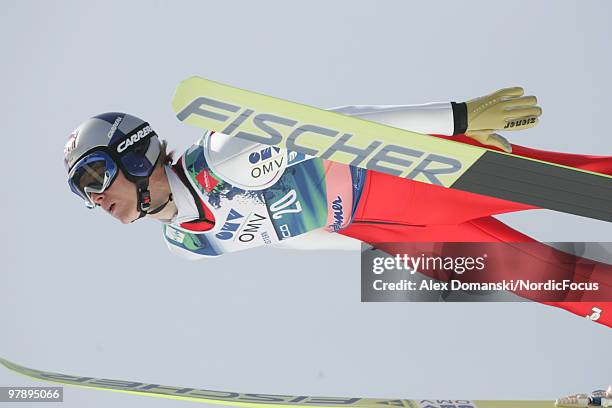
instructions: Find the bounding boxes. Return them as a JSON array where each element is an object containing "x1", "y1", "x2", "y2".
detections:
[
  {"x1": 172, "y1": 75, "x2": 220, "y2": 117},
  {"x1": 0, "y1": 356, "x2": 12, "y2": 368},
  {"x1": 177, "y1": 75, "x2": 206, "y2": 87},
  {"x1": 0, "y1": 357, "x2": 26, "y2": 379}
]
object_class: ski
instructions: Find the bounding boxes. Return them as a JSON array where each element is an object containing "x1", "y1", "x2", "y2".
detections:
[
  {"x1": 0, "y1": 356, "x2": 555, "y2": 408},
  {"x1": 171, "y1": 76, "x2": 612, "y2": 223}
]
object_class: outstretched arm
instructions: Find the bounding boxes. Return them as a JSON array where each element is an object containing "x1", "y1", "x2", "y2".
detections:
[
  {"x1": 327, "y1": 102, "x2": 458, "y2": 136},
  {"x1": 329, "y1": 86, "x2": 542, "y2": 153}
]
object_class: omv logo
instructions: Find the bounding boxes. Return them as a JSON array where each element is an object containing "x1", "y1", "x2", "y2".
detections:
[
  {"x1": 248, "y1": 146, "x2": 285, "y2": 180},
  {"x1": 215, "y1": 209, "x2": 244, "y2": 240},
  {"x1": 248, "y1": 146, "x2": 281, "y2": 164},
  {"x1": 215, "y1": 209, "x2": 267, "y2": 243}
]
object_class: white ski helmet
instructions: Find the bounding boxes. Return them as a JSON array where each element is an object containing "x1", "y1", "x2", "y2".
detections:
[{"x1": 64, "y1": 112, "x2": 161, "y2": 220}]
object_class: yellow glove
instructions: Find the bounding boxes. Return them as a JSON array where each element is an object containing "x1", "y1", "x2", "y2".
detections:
[{"x1": 464, "y1": 87, "x2": 542, "y2": 153}]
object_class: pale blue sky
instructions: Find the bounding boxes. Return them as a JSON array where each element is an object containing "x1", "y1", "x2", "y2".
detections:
[{"x1": 1, "y1": 1, "x2": 611, "y2": 407}]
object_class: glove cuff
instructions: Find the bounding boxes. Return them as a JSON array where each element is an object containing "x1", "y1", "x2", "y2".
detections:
[{"x1": 451, "y1": 101, "x2": 468, "y2": 135}]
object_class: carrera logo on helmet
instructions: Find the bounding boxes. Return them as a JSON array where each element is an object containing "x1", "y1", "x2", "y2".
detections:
[
  {"x1": 107, "y1": 116, "x2": 123, "y2": 139},
  {"x1": 117, "y1": 125, "x2": 153, "y2": 153}
]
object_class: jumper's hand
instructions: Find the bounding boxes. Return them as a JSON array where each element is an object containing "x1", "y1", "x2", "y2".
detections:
[{"x1": 465, "y1": 87, "x2": 542, "y2": 153}]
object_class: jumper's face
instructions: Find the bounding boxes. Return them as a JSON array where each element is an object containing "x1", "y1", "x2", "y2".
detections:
[{"x1": 89, "y1": 170, "x2": 139, "y2": 224}]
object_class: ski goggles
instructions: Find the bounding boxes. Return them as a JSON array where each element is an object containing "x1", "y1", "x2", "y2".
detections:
[{"x1": 67, "y1": 151, "x2": 119, "y2": 209}]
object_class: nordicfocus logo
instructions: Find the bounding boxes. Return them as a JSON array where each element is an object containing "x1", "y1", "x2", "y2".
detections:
[
  {"x1": 216, "y1": 209, "x2": 267, "y2": 242},
  {"x1": 107, "y1": 116, "x2": 123, "y2": 139},
  {"x1": 177, "y1": 98, "x2": 463, "y2": 186},
  {"x1": 117, "y1": 125, "x2": 153, "y2": 153},
  {"x1": 329, "y1": 196, "x2": 344, "y2": 232},
  {"x1": 248, "y1": 146, "x2": 284, "y2": 179},
  {"x1": 504, "y1": 117, "x2": 536, "y2": 129}
]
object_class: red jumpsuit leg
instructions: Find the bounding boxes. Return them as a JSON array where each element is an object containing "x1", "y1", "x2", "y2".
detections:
[{"x1": 340, "y1": 138, "x2": 612, "y2": 328}]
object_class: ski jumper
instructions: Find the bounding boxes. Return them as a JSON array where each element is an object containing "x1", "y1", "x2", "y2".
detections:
[{"x1": 162, "y1": 103, "x2": 612, "y2": 328}]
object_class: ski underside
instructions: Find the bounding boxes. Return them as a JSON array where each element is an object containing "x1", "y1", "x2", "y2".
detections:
[
  {"x1": 0, "y1": 357, "x2": 555, "y2": 408},
  {"x1": 171, "y1": 76, "x2": 612, "y2": 223}
]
